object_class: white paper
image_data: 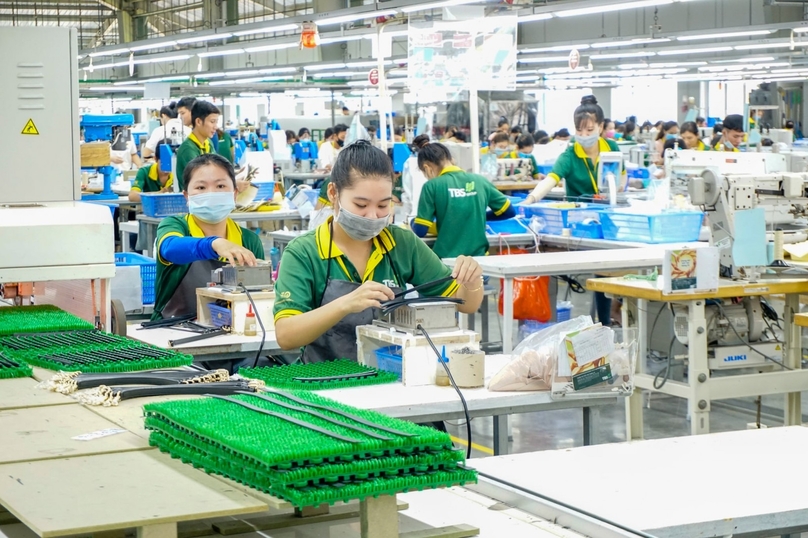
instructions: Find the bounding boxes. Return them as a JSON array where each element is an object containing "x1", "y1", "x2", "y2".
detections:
[
  {"x1": 569, "y1": 326, "x2": 615, "y2": 367},
  {"x1": 72, "y1": 428, "x2": 127, "y2": 441}
]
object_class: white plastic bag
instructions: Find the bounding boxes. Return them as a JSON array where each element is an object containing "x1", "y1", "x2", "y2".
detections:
[
  {"x1": 401, "y1": 155, "x2": 428, "y2": 221},
  {"x1": 488, "y1": 315, "x2": 594, "y2": 392},
  {"x1": 346, "y1": 113, "x2": 370, "y2": 144},
  {"x1": 480, "y1": 152, "x2": 499, "y2": 181}
]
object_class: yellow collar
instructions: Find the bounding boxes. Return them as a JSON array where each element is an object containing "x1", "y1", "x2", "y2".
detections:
[
  {"x1": 714, "y1": 141, "x2": 740, "y2": 152},
  {"x1": 697, "y1": 140, "x2": 706, "y2": 151},
  {"x1": 439, "y1": 165, "x2": 464, "y2": 176},
  {"x1": 186, "y1": 215, "x2": 243, "y2": 247},
  {"x1": 573, "y1": 138, "x2": 611, "y2": 160},
  {"x1": 148, "y1": 163, "x2": 173, "y2": 188},
  {"x1": 188, "y1": 132, "x2": 211, "y2": 153},
  {"x1": 315, "y1": 216, "x2": 395, "y2": 260}
]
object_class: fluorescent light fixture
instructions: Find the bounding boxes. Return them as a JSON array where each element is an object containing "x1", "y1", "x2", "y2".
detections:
[
  {"x1": 590, "y1": 51, "x2": 656, "y2": 59},
  {"x1": 770, "y1": 67, "x2": 808, "y2": 74},
  {"x1": 402, "y1": 0, "x2": 478, "y2": 14},
  {"x1": 197, "y1": 49, "x2": 244, "y2": 58},
  {"x1": 520, "y1": 44, "x2": 589, "y2": 54},
  {"x1": 144, "y1": 75, "x2": 191, "y2": 83},
  {"x1": 345, "y1": 60, "x2": 392, "y2": 68},
  {"x1": 591, "y1": 38, "x2": 670, "y2": 48},
  {"x1": 734, "y1": 42, "x2": 794, "y2": 50},
  {"x1": 208, "y1": 76, "x2": 293, "y2": 86},
  {"x1": 128, "y1": 41, "x2": 177, "y2": 52},
  {"x1": 304, "y1": 62, "x2": 347, "y2": 71},
  {"x1": 677, "y1": 29, "x2": 773, "y2": 41},
  {"x1": 319, "y1": 35, "x2": 367, "y2": 45},
  {"x1": 146, "y1": 55, "x2": 192, "y2": 64},
  {"x1": 518, "y1": 56, "x2": 572, "y2": 64},
  {"x1": 387, "y1": 70, "x2": 408, "y2": 77},
  {"x1": 556, "y1": 0, "x2": 673, "y2": 18},
  {"x1": 231, "y1": 23, "x2": 298, "y2": 37},
  {"x1": 89, "y1": 47, "x2": 130, "y2": 57},
  {"x1": 239, "y1": 92, "x2": 266, "y2": 97},
  {"x1": 243, "y1": 42, "x2": 297, "y2": 53},
  {"x1": 519, "y1": 13, "x2": 553, "y2": 23},
  {"x1": 657, "y1": 46, "x2": 733, "y2": 56},
  {"x1": 316, "y1": 10, "x2": 396, "y2": 26},
  {"x1": 88, "y1": 86, "x2": 145, "y2": 91},
  {"x1": 312, "y1": 72, "x2": 365, "y2": 78},
  {"x1": 259, "y1": 67, "x2": 297, "y2": 74},
  {"x1": 793, "y1": 27, "x2": 808, "y2": 34},
  {"x1": 199, "y1": 72, "x2": 228, "y2": 78},
  {"x1": 176, "y1": 33, "x2": 232, "y2": 45},
  {"x1": 714, "y1": 56, "x2": 776, "y2": 63}
]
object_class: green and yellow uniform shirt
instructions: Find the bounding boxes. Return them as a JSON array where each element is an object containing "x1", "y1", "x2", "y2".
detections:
[
  {"x1": 217, "y1": 131, "x2": 234, "y2": 163},
  {"x1": 694, "y1": 140, "x2": 708, "y2": 151},
  {"x1": 548, "y1": 138, "x2": 622, "y2": 199},
  {"x1": 415, "y1": 166, "x2": 511, "y2": 259},
  {"x1": 505, "y1": 151, "x2": 541, "y2": 179},
  {"x1": 175, "y1": 133, "x2": 211, "y2": 190},
  {"x1": 713, "y1": 141, "x2": 740, "y2": 152},
  {"x1": 273, "y1": 220, "x2": 458, "y2": 323},
  {"x1": 153, "y1": 215, "x2": 264, "y2": 319},
  {"x1": 318, "y1": 179, "x2": 331, "y2": 207},
  {"x1": 131, "y1": 163, "x2": 173, "y2": 193}
]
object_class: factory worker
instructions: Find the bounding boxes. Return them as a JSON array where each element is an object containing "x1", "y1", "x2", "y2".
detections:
[
  {"x1": 152, "y1": 154, "x2": 264, "y2": 320},
  {"x1": 410, "y1": 135, "x2": 515, "y2": 259},
  {"x1": 129, "y1": 141, "x2": 173, "y2": 202},
  {"x1": 272, "y1": 141, "x2": 483, "y2": 362},
  {"x1": 176, "y1": 97, "x2": 196, "y2": 130},
  {"x1": 622, "y1": 121, "x2": 636, "y2": 142},
  {"x1": 715, "y1": 114, "x2": 744, "y2": 152},
  {"x1": 318, "y1": 124, "x2": 348, "y2": 171},
  {"x1": 489, "y1": 119, "x2": 509, "y2": 142},
  {"x1": 175, "y1": 101, "x2": 219, "y2": 190},
  {"x1": 215, "y1": 127, "x2": 235, "y2": 163},
  {"x1": 654, "y1": 121, "x2": 679, "y2": 162},
  {"x1": 507, "y1": 135, "x2": 544, "y2": 180},
  {"x1": 109, "y1": 127, "x2": 141, "y2": 173},
  {"x1": 680, "y1": 122, "x2": 708, "y2": 151},
  {"x1": 143, "y1": 103, "x2": 190, "y2": 159},
  {"x1": 481, "y1": 132, "x2": 510, "y2": 157}
]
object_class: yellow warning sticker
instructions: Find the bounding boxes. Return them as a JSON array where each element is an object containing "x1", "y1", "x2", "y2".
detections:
[
  {"x1": 21, "y1": 119, "x2": 39, "y2": 135},
  {"x1": 776, "y1": 345, "x2": 782, "y2": 351}
]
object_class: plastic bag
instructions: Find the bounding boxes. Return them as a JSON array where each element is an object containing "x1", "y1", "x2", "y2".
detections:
[
  {"x1": 346, "y1": 113, "x2": 370, "y2": 144},
  {"x1": 401, "y1": 155, "x2": 428, "y2": 221},
  {"x1": 498, "y1": 277, "x2": 551, "y2": 322},
  {"x1": 489, "y1": 315, "x2": 593, "y2": 392},
  {"x1": 480, "y1": 152, "x2": 499, "y2": 181}
]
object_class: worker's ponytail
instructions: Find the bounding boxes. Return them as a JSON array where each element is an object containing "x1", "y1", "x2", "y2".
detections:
[{"x1": 412, "y1": 134, "x2": 453, "y2": 172}]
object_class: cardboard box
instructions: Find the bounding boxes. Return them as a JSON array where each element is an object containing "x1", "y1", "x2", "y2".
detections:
[{"x1": 80, "y1": 141, "x2": 111, "y2": 168}]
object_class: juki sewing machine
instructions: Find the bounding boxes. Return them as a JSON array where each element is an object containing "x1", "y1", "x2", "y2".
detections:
[{"x1": 80, "y1": 114, "x2": 136, "y2": 201}]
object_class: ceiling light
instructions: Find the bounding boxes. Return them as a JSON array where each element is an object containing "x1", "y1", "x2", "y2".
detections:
[
  {"x1": 176, "y1": 33, "x2": 232, "y2": 45},
  {"x1": 402, "y1": 0, "x2": 478, "y2": 14},
  {"x1": 657, "y1": 46, "x2": 733, "y2": 56},
  {"x1": 793, "y1": 27, "x2": 808, "y2": 34},
  {"x1": 312, "y1": 72, "x2": 364, "y2": 78},
  {"x1": 591, "y1": 38, "x2": 670, "y2": 48},
  {"x1": 520, "y1": 44, "x2": 589, "y2": 54},
  {"x1": 197, "y1": 49, "x2": 244, "y2": 58},
  {"x1": 259, "y1": 67, "x2": 297, "y2": 74},
  {"x1": 677, "y1": 29, "x2": 773, "y2": 41},
  {"x1": 556, "y1": 0, "x2": 673, "y2": 18},
  {"x1": 87, "y1": 86, "x2": 145, "y2": 91},
  {"x1": 714, "y1": 56, "x2": 775, "y2": 63},
  {"x1": 315, "y1": 10, "x2": 396, "y2": 26},
  {"x1": 89, "y1": 48, "x2": 130, "y2": 57},
  {"x1": 145, "y1": 55, "x2": 192, "y2": 64},
  {"x1": 519, "y1": 13, "x2": 553, "y2": 23},
  {"x1": 734, "y1": 42, "x2": 794, "y2": 50},
  {"x1": 305, "y1": 62, "x2": 347, "y2": 71},
  {"x1": 387, "y1": 70, "x2": 408, "y2": 77},
  {"x1": 231, "y1": 23, "x2": 298, "y2": 37},
  {"x1": 591, "y1": 51, "x2": 656, "y2": 59},
  {"x1": 518, "y1": 56, "x2": 572, "y2": 64},
  {"x1": 128, "y1": 41, "x2": 177, "y2": 52},
  {"x1": 243, "y1": 42, "x2": 297, "y2": 53}
]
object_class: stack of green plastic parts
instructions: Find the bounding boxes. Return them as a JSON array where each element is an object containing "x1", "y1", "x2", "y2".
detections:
[
  {"x1": 144, "y1": 391, "x2": 477, "y2": 507},
  {"x1": 239, "y1": 359, "x2": 399, "y2": 390},
  {"x1": 0, "y1": 352, "x2": 32, "y2": 379},
  {"x1": 0, "y1": 305, "x2": 192, "y2": 373}
]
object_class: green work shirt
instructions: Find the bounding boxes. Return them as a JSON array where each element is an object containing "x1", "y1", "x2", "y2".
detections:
[
  {"x1": 415, "y1": 166, "x2": 511, "y2": 259},
  {"x1": 505, "y1": 151, "x2": 541, "y2": 179},
  {"x1": 273, "y1": 219, "x2": 459, "y2": 323},
  {"x1": 318, "y1": 179, "x2": 331, "y2": 206},
  {"x1": 175, "y1": 133, "x2": 211, "y2": 191},
  {"x1": 131, "y1": 163, "x2": 173, "y2": 193},
  {"x1": 217, "y1": 131, "x2": 234, "y2": 163},
  {"x1": 152, "y1": 215, "x2": 265, "y2": 320},
  {"x1": 548, "y1": 138, "x2": 622, "y2": 199}
]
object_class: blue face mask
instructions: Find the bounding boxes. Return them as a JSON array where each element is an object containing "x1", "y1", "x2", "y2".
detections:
[
  {"x1": 493, "y1": 147, "x2": 507, "y2": 156},
  {"x1": 665, "y1": 133, "x2": 676, "y2": 140},
  {"x1": 518, "y1": 152, "x2": 532, "y2": 159},
  {"x1": 188, "y1": 192, "x2": 235, "y2": 224}
]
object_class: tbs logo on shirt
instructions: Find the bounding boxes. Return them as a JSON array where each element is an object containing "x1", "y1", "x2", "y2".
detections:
[
  {"x1": 449, "y1": 182, "x2": 477, "y2": 198},
  {"x1": 382, "y1": 279, "x2": 396, "y2": 288}
]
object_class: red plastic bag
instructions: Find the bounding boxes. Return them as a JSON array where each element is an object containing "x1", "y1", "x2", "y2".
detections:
[{"x1": 497, "y1": 249, "x2": 551, "y2": 322}]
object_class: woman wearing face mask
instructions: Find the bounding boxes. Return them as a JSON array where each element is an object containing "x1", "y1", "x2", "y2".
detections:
[
  {"x1": 410, "y1": 135, "x2": 515, "y2": 259},
  {"x1": 273, "y1": 141, "x2": 484, "y2": 362},
  {"x1": 679, "y1": 121, "x2": 707, "y2": 151},
  {"x1": 152, "y1": 154, "x2": 264, "y2": 320},
  {"x1": 505, "y1": 135, "x2": 543, "y2": 180},
  {"x1": 524, "y1": 95, "x2": 623, "y2": 204},
  {"x1": 603, "y1": 119, "x2": 616, "y2": 140},
  {"x1": 482, "y1": 132, "x2": 511, "y2": 157},
  {"x1": 654, "y1": 121, "x2": 679, "y2": 163}
]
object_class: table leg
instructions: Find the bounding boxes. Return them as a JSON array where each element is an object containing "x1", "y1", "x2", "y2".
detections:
[
  {"x1": 688, "y1": 300, "x2": 710, "y2": 435},
  {"x1": 625, "y1": 389, "x2": 644, "y2": 440},
  {"x1": 784, "y1": 293, "x2": 802, "y2": 426},
  {"x1": 360, "y1": 495, "x2": 399, "y2": 538},
  {"x1": 493, "y1": 414, "x2": 509, "y2": 455},
  {"x1": 145, "y1": 222, "x2": 157, "y2": 258},
  {"x1": 549, "y1": 276, "x2": 558, "y2": 322},
  {"x1": 503, "y1": 277, "x2": 514, "y2": 354},
  {"x1": 582, "y1": 407, "x2": 591, "y2": 445},
  {"x1": 137, "y1": 523, "x2": 177, "y2": 538},
  {"x1": 120, "y1": 230, "x2": 131, "y2": 253}
]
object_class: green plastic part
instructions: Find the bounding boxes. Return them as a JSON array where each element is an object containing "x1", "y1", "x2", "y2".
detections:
[
  {"x1": 0, "y1": 305, "x2": 94, "y2": 336},
  {"x1": 239, "y1": 360, "x2": 399, "y2": 390},
  {"x1": 0, "y1": 354, "x2": 32, "y2": 379}
]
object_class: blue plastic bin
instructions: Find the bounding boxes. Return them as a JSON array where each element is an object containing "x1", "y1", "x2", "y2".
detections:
[
  {"x1": 486, "y1": 217, "x2": 528, "y2": 235},
  {"x1": 522, "y1": 203, "x2": 600, "y2": 235},
  {"x1": 115, "y1": 253, "x2": 156, "y2": 305},
  {"x1": 570, "y1": 221, "x2": 603, "y2": 239},
  {"x1": 140, "y1": 193, "x2": 188, "y2": 217},
  {"x1": 628, "y1": 168, "x2": 650, "y2": 179},
  {"x1": 374, "y1": 345, "x2": 403, "y2": 381},
  {"x1": 536, "y1": 164, "x2": 554, "y2": 176},
  {"x1": 207, "y1": 304, "x2": 232, "y2": 328},
  {"x1": 600, "y1": 210, "x2": 704, "y2": 243}
]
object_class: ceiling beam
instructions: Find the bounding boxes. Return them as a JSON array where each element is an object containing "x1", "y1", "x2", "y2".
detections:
[{"x1": 0, "y1": 13, "x2": 111, "y2": 21}]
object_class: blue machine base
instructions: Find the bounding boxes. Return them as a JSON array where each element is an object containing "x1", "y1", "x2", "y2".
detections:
[{"x1": 81, "y1": 193, "x2": 119, "y2": 201}]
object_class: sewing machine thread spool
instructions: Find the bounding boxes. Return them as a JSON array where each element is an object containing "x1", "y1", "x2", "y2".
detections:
[{"x1": 774, "y1": 230, "x2": 785, "y2": 262}]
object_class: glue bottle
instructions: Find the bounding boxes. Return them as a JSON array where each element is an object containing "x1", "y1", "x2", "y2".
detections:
[
  {"x1": 244, "y1": 305, "x2": 257, "y2": 336},
  {"x1": 436, "y1": 346, "x2": 450, "y2": 387}
]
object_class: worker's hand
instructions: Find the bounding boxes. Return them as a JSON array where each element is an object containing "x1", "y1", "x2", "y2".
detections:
[
  {"x1": 159, "y1": 186, "x2": 173, "y2": 193},
  {"x1": 340, "y1": 281, "x2": 395, "y2": 314},
  {"x1": 452, "y1": 255, "x2": 483, "y2": 289},
  {"x1": 212, "y1": 238, "x2": 257, "y2": 267},
  {"x1": 110, "y1": 155, "x2": 125, "y2": 164},
  {"x1": 236, "y1": 179, "x2": 250, "y2": 193}
]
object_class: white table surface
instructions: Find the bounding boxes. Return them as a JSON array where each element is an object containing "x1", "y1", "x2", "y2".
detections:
[
  {"x1": 469, "y1": 426, "x2": 808, "y2": 538},
  {"x1": 270, "y1": 230, "x2": 539, "y2": 250},
  {"x1": 137, "y1": 208, "x2": 304, "y2": 224},
  {"x1": 127, "y1": 324, "x2": 280, "y2": 360}
]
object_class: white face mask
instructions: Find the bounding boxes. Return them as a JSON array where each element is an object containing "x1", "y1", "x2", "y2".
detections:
[
  {"x1": 335, "y1": 203, "x2": 388, "y2": 241},
  {"x1": 576, "y1": 132, "x2": 599, "y2": 148}
]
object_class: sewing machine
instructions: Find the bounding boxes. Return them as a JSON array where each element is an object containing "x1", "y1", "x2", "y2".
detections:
[
  {"x1": 80, "y1": 114, "x2": 136, "y2": 201},
  {"x1": 0, "y1": 27, "x2": 114, "y2": 326},
  {"x1": 494, "y1": 158, "x2": 535, "y2": 182}
]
